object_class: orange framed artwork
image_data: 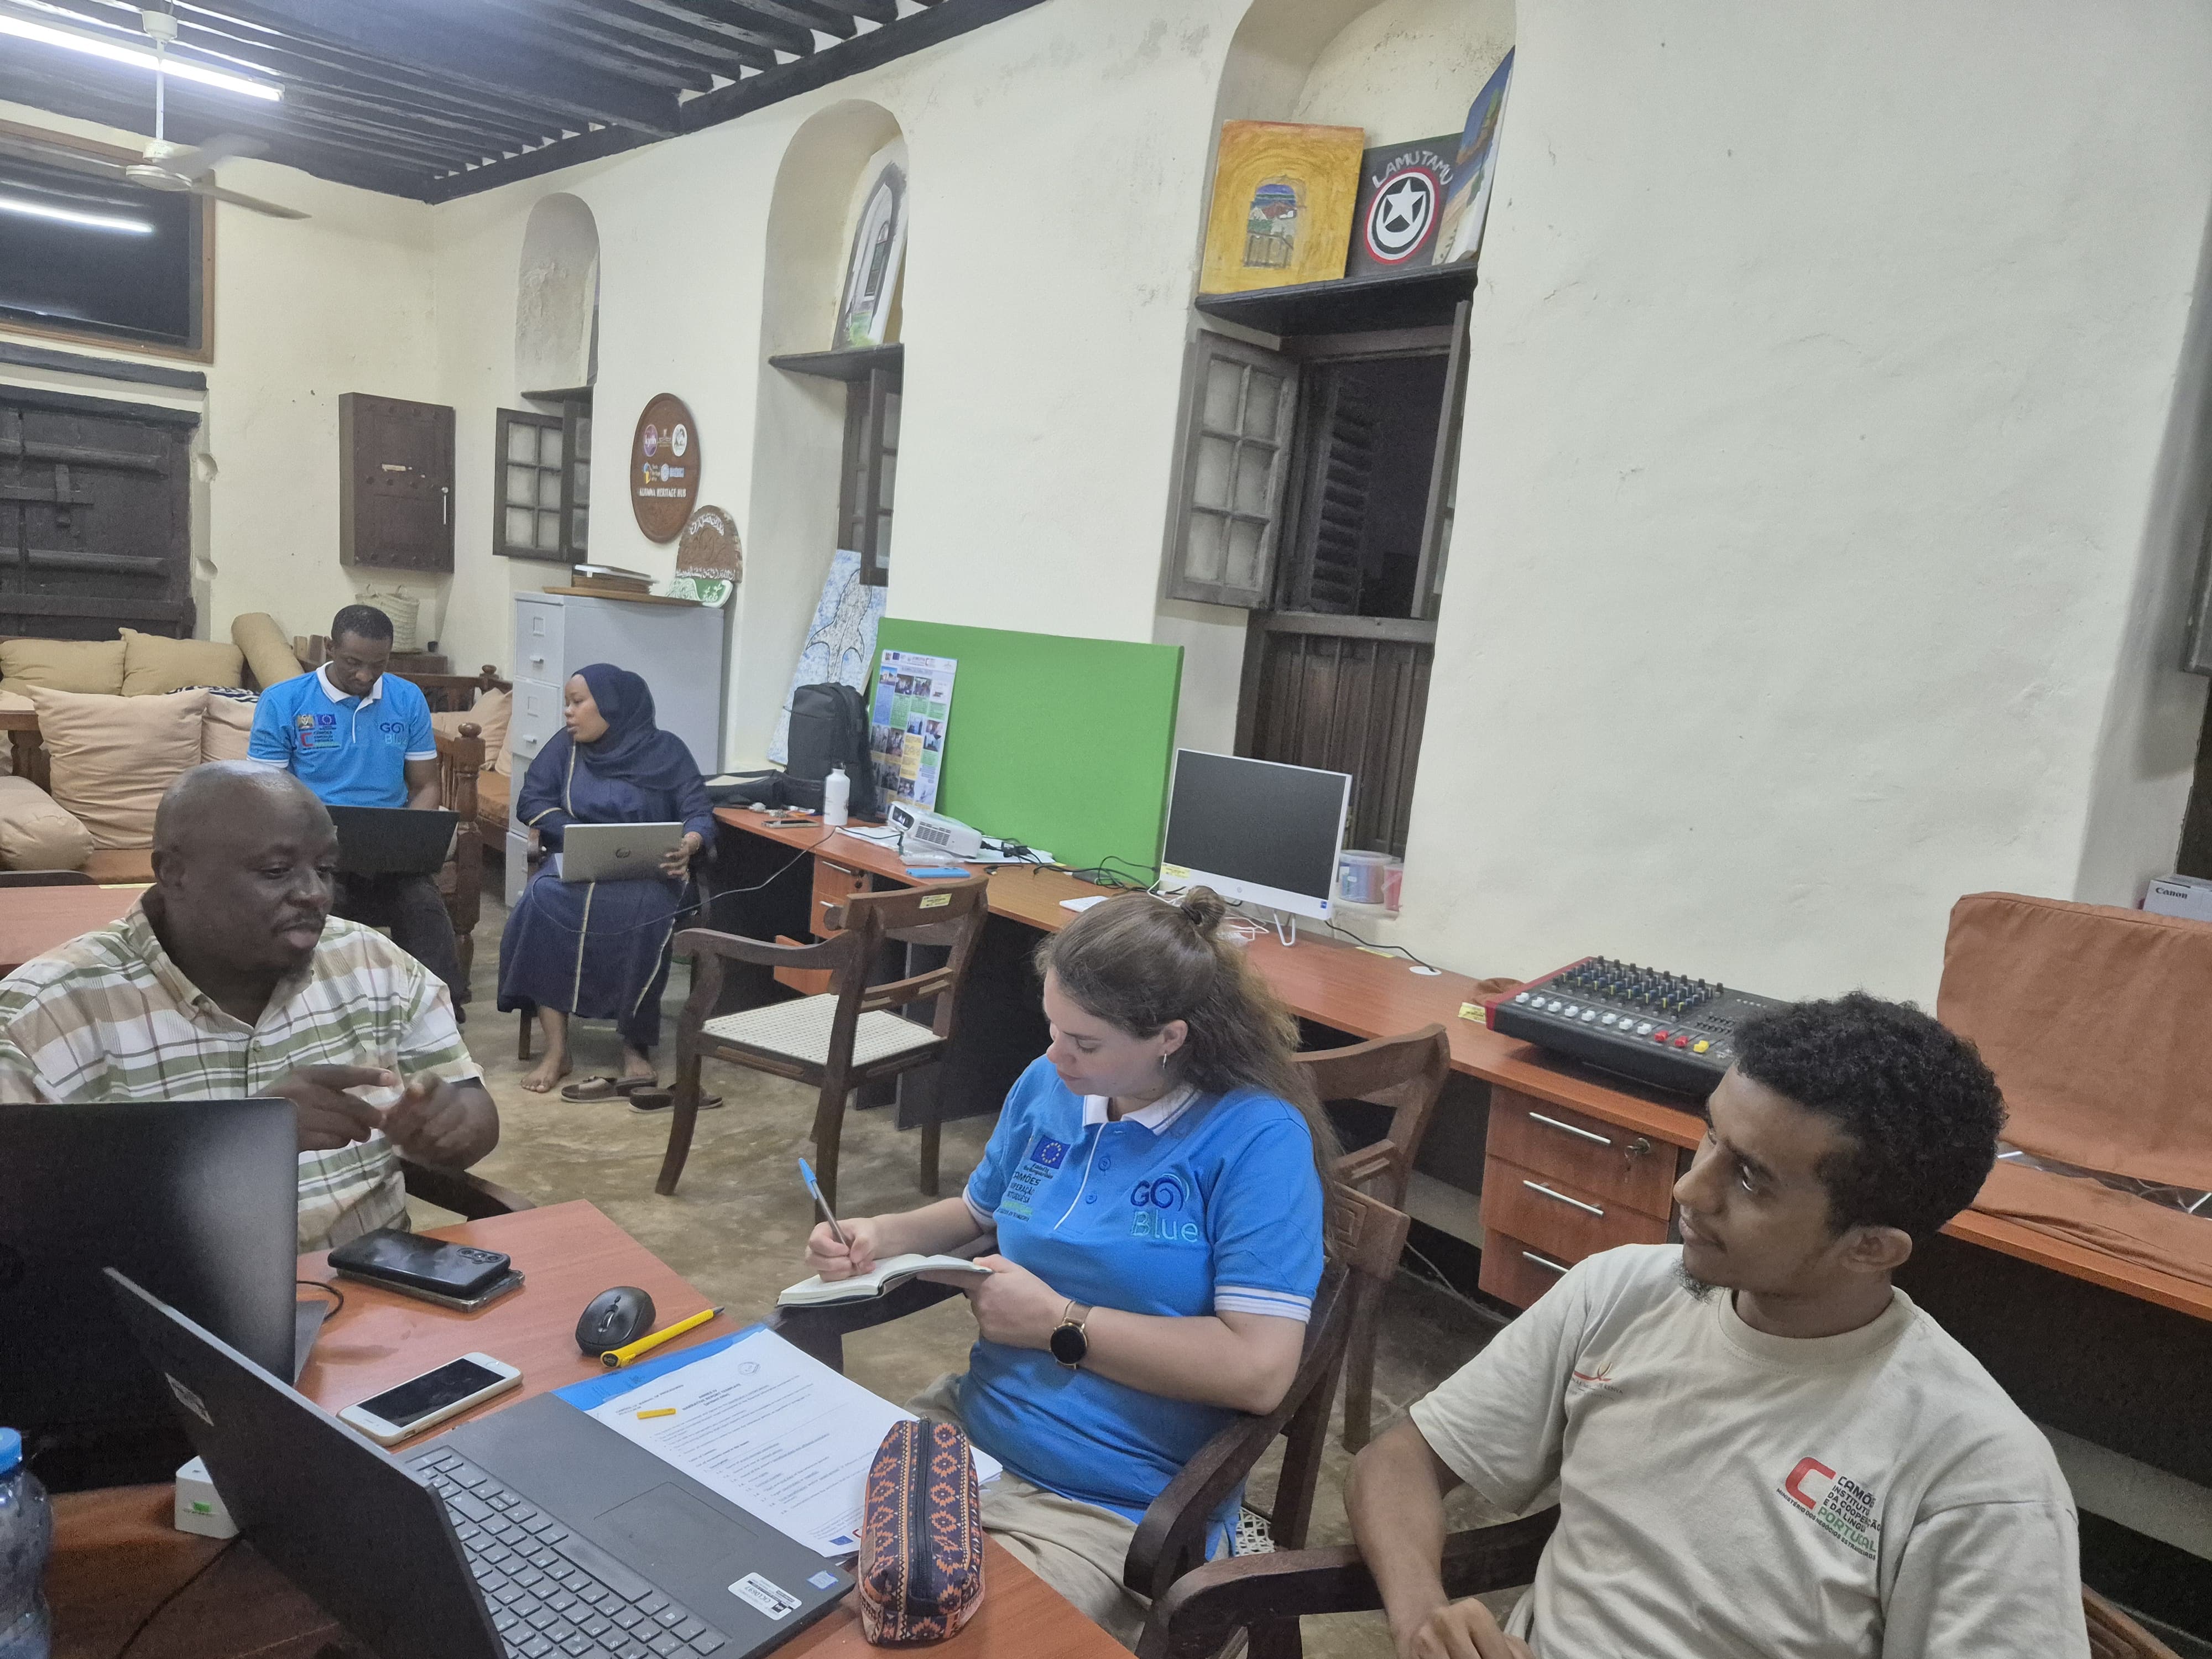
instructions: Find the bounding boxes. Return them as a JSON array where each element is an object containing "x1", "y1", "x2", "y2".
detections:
[{"x1": 1198, "y1": 120, "x2": 1365, "y2": 295}]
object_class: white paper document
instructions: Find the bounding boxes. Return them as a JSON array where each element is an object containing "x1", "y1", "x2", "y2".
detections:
[{"x1": 572, "y1": 1324, "x2": 999, "y2": 1557}]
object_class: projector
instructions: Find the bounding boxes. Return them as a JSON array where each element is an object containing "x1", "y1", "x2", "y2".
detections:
[{"x1": 886, "y1": 800, "x2": 984, "y2": 860}]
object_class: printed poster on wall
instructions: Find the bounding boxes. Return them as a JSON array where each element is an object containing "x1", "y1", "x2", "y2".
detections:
[{"x1": 869, "y1": 649, "x2": 956, "y2": 812}]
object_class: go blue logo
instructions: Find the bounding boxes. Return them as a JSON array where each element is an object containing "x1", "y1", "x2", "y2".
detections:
[{"x1": 1129, "y1": 1171, "x2": 1199, "y2": 1244}]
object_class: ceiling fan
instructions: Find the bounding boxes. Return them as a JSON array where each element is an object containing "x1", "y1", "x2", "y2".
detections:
[{"x1": 0, "y1": 6, "x2": 306, "y2": 220}]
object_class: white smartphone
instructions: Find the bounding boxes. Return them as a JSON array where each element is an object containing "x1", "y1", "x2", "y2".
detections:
[{"x1": 336, "y1": 1353, "x2": 521, "y2": 1446}]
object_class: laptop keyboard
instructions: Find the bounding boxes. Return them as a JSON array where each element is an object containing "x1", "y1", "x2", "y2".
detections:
[{"x1": 413, "y1": 1446, "x2": 729, "y2": 1659}]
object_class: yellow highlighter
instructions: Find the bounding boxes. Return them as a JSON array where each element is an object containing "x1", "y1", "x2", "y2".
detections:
[
  {"x1": 635, "y1": 1408, "x2": 676, "y2": 1420},
  {"x1": 600, "y1": 1305, "x2": 724, "y2": 1370}
]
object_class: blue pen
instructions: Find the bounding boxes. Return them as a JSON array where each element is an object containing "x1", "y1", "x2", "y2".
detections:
[{"x1": 800, "y1": 1158, "x2": 850, "y2": 1247}]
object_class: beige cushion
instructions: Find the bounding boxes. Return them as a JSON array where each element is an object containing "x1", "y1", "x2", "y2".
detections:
[
  {"x1": 29, "y1": 686, "x2": 208, "y2": 848},
  {"x1": 0, "y1": 774, "x2": 95, "y2": 871},
  {"x1": 701, "y1": 995, "x2": 940, "y2": 1068},
  {"x1": 232, "y1": 612, "x2": 306, "y2": 691},
  {"x1": 430, "y1": 687, "x2": 514, "y2": 775},
  {"x1": 119, "y1": 628, "x2": 244, "y2": 696},
  {"x1": 201, "y1": 692, "x2": 258, "y2": 762},
  {"x1": 0, "y1": 637, "x2": 126, "y2": 697}
]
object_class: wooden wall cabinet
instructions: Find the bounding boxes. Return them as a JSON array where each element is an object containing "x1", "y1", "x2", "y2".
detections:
[{"x1": 340, "y1": 393, "x2": 455, "y2": 571}]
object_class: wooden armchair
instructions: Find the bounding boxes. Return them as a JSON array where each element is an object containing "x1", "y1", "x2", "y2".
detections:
[
  {"x1": 1300, "y1": 1025, "x2": 1452, "y2": 1450},
  {"x1": 1146, "y1": 1526, "x2": 2168, "y2": 1659},
  {"x1": 430, "y1": 719, "x2": 486, "y2": 984},
  {"x1": 658, "y1": 878, "x2": 993, "y2": 1204},
  {"x1": 772, "y1": 1182, "x2": 1412, "y2": 1624},
  {"x1": 1141, "y1": 1507, "x2": 1559, "y2": 1659},
  {"x1": 398, "y1": 1157, "x2": 534, "y2": 1221}
]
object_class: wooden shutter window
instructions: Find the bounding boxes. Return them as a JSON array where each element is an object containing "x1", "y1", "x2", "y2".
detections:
[
  {"x1": 493, "y1": 401, "x2": 588, "y2": 564},
  {"x1": 1168, "y1": 331, "x2": 1298, "y2": 609}
]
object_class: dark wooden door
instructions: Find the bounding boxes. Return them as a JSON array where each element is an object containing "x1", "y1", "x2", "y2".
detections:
[
  {"x1": 340, "y1": 393, "x2": 455, "y2": 572},
  {"x1": 0, "y1": 387, "x2": 195, "y2": 639}
]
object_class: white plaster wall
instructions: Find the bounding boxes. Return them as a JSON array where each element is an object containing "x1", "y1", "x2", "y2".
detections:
[
  {"x1": 1293, "y1": 0, "x2": 1515, "y2": 143},
  {"x1": 1392, "y1": 0, "x2": 2212, "y2": 1003}
]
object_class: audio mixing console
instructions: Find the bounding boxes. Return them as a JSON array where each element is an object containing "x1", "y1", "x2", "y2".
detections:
[{"x1": 1483, "y1": 956, "x2": 1785, "y2": 1097}]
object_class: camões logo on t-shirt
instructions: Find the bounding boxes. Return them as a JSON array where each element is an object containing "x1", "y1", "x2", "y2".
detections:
[
  {"x1": 1780, "y1": 1455, "x2": 1879, "y2": 1559},
  {"x1": 997, "y1": 1134, "x2": 1071, "y2": 1220}
]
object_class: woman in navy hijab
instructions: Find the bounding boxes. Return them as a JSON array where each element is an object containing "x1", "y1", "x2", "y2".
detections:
[{"x1": 499, "y1": 664, "x2": 714, "y2": 1095}]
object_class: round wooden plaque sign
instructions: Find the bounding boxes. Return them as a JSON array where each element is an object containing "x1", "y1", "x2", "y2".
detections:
[{"x1": 629, "y1": 393, "x2": 700, "y2": 542}]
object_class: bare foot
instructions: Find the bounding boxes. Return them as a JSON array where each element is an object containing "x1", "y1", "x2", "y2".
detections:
[
  {"x1": 521, "y1": 1053, "x2": 572, "y2": 1093},
  {"x1": 620, "y1": 1047, "x2": 657, "y2": 1084}
]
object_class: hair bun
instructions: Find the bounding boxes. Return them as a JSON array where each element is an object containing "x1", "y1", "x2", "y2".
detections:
[{"x1": 1176, "y1": 886, "x2": 1228, "y2": 935}]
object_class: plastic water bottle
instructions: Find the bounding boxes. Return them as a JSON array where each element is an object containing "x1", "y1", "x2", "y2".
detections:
[
  {"x1": 0, "y1": 1429, "x2": 51, "y2": 1659},
  {"x1": 823, "y1": 763, "x2": 850, "y2": 828}
]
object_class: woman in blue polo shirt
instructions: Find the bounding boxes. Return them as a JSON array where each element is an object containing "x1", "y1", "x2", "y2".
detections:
[{"x1": 804, "y1": 888, "x2": 1331, "y2": 1644}]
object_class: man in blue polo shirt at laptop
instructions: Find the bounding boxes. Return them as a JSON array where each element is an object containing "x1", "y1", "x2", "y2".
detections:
[{"x1": 249, "y1": 604, "x2": 464, "y2": 1009}]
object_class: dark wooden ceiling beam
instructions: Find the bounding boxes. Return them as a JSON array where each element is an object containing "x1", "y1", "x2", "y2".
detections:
[
  {"x1": 469, "y1": 2, "x2": 721, "y2": 91},
  {"x1": 803, "y1": 0, "x2": 900, "y2": 22},
  {"x1": 631, "y1": 0, "x2": 812, "y2": 59},
  {"x1": 199, "y1": 0, "x2": 684, "y2": 135},
  {"x1": 724, "y1": 0, "x2": 863, "y2": 40},
  {"x1": 675, "y1": 0, "x2": 1041, "y2": 131},
  {"x1": 114, "y1": 4, "x2": 571, "y2": 143},
  {"x1": 560, "y1": 1, "x2": 776, "y2": 75},
  {"x1": 0, "y1": 61, "x2": 426, "y2": 196}
]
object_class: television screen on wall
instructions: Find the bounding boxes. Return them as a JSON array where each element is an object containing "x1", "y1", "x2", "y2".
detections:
[{"x1": 0, "y1": 144, "x2": 207, "y2": 355}]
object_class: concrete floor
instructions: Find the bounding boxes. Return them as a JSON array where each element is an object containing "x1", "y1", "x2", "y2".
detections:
[{"x1": 442, "y1": 890, "x2": 1516, "y2": 1657}]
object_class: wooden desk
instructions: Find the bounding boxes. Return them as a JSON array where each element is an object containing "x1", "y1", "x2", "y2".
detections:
[
  {"x1": 50, "y1": 1201, "x2": 1123, "y2": 1659},
  {"x1": 709, "y1": 809, "x2": 2212, "y2": 1325},
  {"x1": 0, "y1": 883, "x2": 144, "y2": 975}
]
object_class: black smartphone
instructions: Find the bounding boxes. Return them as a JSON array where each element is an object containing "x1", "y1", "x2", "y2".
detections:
[{"x1": 327, "y1": 1228, "x2": 512, "y2": 1300}]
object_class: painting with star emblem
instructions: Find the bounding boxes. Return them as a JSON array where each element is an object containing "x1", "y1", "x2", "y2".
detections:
[{"x1": 1343, "y1": 134, "x2": 1460, "y2": 280}]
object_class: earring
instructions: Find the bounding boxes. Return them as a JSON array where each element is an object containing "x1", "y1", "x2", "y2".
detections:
[{"x1": 1159, "y1": 1052, "x2": 1170, "y2": 1068}]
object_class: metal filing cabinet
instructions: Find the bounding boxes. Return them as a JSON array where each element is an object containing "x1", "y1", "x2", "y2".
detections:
[{"x1": 503, "y1": 591, "x2": 727, "y2": 904}]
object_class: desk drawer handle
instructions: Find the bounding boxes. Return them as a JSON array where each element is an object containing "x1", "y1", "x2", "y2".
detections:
[
  {"x1": 1522, "y1": 1180, "x2": 1604, "y2": 1218},
  {"x1": 1521, "y1": 1249, "x2": 1571, "y2": 1276},
  {"x1": 1527, "y1": 1110, "x2": 1611, "y2": 1147}
]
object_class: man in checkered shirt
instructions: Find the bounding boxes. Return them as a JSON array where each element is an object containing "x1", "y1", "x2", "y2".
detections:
[{"x1": 0, "y1": 762, "x2": 500, "y2": 1250}]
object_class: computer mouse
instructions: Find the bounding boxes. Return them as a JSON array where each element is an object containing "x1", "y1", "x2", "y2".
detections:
[{"x1": 576, "y1": 1285, "x2": 656, "y2": 1357}]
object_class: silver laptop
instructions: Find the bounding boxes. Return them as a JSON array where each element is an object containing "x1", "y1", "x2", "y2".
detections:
[{"x1": 557, "y1": 822, "x2": 686, "y2": 883}]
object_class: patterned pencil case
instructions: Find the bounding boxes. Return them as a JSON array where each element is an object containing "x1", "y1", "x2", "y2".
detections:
[{"x1": 858, "y1": 1417, "x2": 986, "y2": 1645}]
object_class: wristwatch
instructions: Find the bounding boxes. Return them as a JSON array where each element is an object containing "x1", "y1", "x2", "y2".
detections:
[{"x1": 1049, "y1": 1300, "x2": 1093, "y2": 1369}]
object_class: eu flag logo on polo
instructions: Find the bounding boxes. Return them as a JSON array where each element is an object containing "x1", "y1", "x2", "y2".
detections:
[{"x1": 1030, "y1": 1137, "x2": 1068, "y2": 1170}]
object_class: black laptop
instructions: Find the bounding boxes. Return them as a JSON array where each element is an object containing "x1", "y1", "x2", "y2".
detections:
[
  {"x1": 329, "y1": 805, "x2": 460, "y2": 877},
  {"x1": 0, "y1": 1098, "x2": 301, "y2": 1490},
  {"x1": 108, "y1": 1271, "x2": 852, "y2": 1659}
]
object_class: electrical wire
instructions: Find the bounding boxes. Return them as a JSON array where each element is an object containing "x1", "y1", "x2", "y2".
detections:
[
  {"x1": 118, "y1": 1537, "x2": 238, "y2": 1657},
  {"x1": 1323, "y1": 917, "x2": 1438, "y2": 973},
  {"x1": 296, "y1": 1279, "x2": 346, "y2": 1318}
]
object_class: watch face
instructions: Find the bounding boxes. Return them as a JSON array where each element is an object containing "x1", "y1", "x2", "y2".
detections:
[{"x1": 1049, "y1": 1323, "x2": 1088, "y2": 1365}]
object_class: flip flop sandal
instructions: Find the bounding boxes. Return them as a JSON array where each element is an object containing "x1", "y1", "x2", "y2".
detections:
[
  {"x1": 559, "y1": 1076, "x2": 623, "y2": 1102},
  {"x1": 613, "y1": 1076, "x2": 662, "y2": 1097},
  {"x1": 628, "y1": 1092, "x2": 723, "y2": 1114}
]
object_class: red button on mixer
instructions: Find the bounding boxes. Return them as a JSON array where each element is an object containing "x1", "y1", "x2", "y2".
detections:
[{"x1": 1673, "y1": 1036, "x2": 1691, "y2": 1047}]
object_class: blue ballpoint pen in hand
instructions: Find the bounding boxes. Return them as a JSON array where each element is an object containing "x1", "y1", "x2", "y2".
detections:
[{"x1": 800, "y1": 1158, "x2": 850, "y2": 1247}]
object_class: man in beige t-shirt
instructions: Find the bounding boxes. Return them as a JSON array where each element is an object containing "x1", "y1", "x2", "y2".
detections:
[{"x1": 1348, "y1": 993, "x2": 2088, "y2": 1659}]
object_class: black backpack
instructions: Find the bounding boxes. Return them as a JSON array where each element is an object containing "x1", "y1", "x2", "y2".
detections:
[
  {"x1": 784, "y1": 681, "x2": 875, "y2": 817},
  {"x1": 706, "y1": 682, "x2": 878, "y2": 817}
]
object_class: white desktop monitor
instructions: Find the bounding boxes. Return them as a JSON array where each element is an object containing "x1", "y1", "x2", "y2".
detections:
[{"x1": 1157, "y1": 750, "x2": 1352, "y2": 923}]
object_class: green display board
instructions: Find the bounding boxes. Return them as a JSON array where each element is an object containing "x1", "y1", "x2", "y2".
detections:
[{"x1": 872, "y1": 619, "x2": 1182, "y2": 875}]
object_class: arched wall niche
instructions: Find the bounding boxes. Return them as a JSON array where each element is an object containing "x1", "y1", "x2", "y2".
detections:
[
  {"x1": 728, "y1": 100, "x2": 907, "y2": 767},
  {"x1": 516, "y1": 192, "x2": 600, "y2": 395}
]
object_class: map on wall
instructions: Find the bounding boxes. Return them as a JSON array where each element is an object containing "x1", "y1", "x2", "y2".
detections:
[{"x1": 768, "y1": 547, "x2": 888, "y2": 765}]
